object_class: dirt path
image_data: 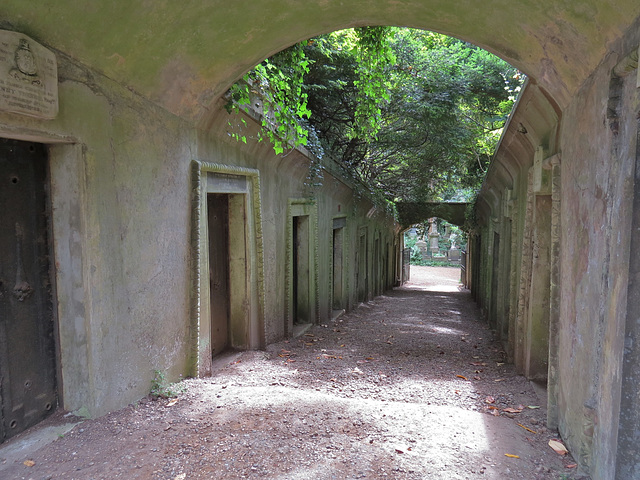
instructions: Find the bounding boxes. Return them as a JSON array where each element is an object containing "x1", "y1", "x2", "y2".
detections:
[{"x1": 1, "y1": 266, "x2": 588, "y2": 479}]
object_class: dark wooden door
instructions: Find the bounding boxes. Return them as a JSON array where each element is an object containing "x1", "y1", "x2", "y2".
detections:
[
  {"x1": 0, "y1": 139, "x2": 57, "y2": 442},
  {"x1": 293, "y1": 215, "x2": 310, "y2": 324},
  {"x1": 332, "y1": 227, "x2": 343, "y2": 310},
  {"x1": 208, "y1": 194, "x2": 230, "y2": 357},
  {"x1": 357, "y1": 233, "x2": 367, "y2": 303}
]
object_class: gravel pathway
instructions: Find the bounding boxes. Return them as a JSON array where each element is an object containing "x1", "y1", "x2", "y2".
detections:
[{"x1": 0, "y1": 266, "x2": 588, "y2": 479}]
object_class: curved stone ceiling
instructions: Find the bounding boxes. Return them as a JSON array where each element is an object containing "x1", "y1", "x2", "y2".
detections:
[{"x1": 1, "y1": 1, "x2": 638, "y2": 122}]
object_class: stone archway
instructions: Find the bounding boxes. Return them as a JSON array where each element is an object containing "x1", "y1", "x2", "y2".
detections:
[{"x1": 1, "y1": 1, "x2": 638, "y2": 120}]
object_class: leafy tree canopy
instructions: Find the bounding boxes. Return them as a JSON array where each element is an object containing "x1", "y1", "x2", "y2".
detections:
[{"x1": 226, "y1": 27, "x2": 523, "y2": 202}]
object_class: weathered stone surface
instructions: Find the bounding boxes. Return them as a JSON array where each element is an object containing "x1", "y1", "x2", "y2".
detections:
[{"x1": 473, "y1": 21, "x2": 640, "y2": 480}]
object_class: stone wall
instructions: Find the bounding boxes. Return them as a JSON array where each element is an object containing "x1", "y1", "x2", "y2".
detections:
[
  {"x1": 0, "y1": 51, "x2": 196, "y2": 418},
  {"x1": 0, "y1": 51, "x2": 398, "y2": 420},
  {"x1": 472, "y1": 19, "x2": 640, "y2": 479}
]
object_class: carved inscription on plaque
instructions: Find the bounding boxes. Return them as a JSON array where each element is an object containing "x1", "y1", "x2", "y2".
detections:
[{"x1": 0, "y1": 31, "x2": 58, "y2": 119}]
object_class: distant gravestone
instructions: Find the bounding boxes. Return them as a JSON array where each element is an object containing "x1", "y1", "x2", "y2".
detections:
[
  {"x1": 428, "y1": 218, "x2": 440, "y2": 256},
  {"x1": 0, "y1": 31, "x2": 58, "y2": 119},
  {"x1": 415, "y1": 238, "x2": 428, "y2": 260},
  {"x1": 448, "y1": 233, "x2": 460, "y2": 262}
]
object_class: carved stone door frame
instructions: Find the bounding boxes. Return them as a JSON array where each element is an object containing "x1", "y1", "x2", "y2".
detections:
[{"x1": 190, "y1": 161, "x2": 265, "y2": 376}]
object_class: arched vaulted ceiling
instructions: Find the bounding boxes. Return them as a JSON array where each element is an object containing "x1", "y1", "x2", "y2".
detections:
[{"x1": 1, "y1": 1, "x2": 638, "y2": 123}]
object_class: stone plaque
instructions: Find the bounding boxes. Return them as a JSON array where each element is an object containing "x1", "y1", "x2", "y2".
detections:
[{"x1": 0, "y1": 31, "x2": 58, "y2": 119}]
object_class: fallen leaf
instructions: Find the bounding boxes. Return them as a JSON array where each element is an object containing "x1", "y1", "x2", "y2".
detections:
[
  {"x1": 527, "y1": 405, "x2": 540, "y2": 409},
  {"x1": 497, "y1": 362, "x2": 505, "y2": 366},
  {"x1": 23, "y1": 460, "x2": 35, "y2": 467},
  {"x1": 503, "y1": 407, "x2": 523, "y2": 413},
  {"x1": 494, "y1": 378, "x2": 506, "y2": 382},
  {"x1": 395, "y1": 448, "x2": 404, "y2": 454},
  {"x1": 566, "y1": 463, "x2": 578, "y2": 469},
  {"x1": 365, "y1": 357, "x2": 374, "y2": 360},
  {"x1": 487, "y1": 406, "x2": 499, "y2": 410},
  {"x1": 491, "y1": 409, "x2": 500, "y2": 416},
  {"x1": 165, "y1": 398, "x2": 178, "y2": 407},
  {"x1": 504, "y1": 454, "x2": 520, "y2": 459},
  {"x1": 517, "y1": 423, "x2": 538, "y2": 434},
  {"x1": 485, "y1": 396, "x2": 496, "y2": 404},
  {"x1": 470, "y1": 362, "x2": 487, "y2": 366},
  {"x1": 548, "y1": 439, "x2": 569, "y2": 455},
  {"x1": 456, "y1": 375, "x2": 468, "y2": 380}
]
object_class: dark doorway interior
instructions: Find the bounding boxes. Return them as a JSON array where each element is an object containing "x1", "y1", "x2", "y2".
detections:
[
  {"x1": 0, "y1": 139, "x2": 57, "y2": 443},
  {"x1": 489, "y1": 232, "x2": 500, "y2": 330},
  {"x1": 332, "y1": 225, "x2": 344, "y2": 310},
  {"x1": 293, "y1": 215, "x2": 311, "y2": 325},
  {"x1": 208, "y1": 193, "x2": 230, "y2": 357},
  {"x1": 373, "y1": 236, "x2": 380, "y2": 296},
  {"x1": 357, "y1": 231, "x2": 368, "y2": 303}
]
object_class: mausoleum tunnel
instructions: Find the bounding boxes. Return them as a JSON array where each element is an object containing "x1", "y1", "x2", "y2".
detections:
[{"x1": 4, "y1": 5, "x2": 640, "y2": 477}]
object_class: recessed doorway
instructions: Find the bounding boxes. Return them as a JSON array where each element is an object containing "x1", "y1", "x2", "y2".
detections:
[
  {"x1": 191, "y1": 162, "x2": 265, "y2": 377},
  {"x1": 293, "y1": 215, "x2": 311, "y2": 326},
  {"x1": 286, "y1": 200, "x2": 318, "y2": 338},
  {"x1": 332, "y1": 217, "x2": 347, "y2": 312}
]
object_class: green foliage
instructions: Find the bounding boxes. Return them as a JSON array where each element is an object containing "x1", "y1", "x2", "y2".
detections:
[
  {"x1": 227, "y1": 43, "x2": 311, "y2": 155},
  {"x1": 352, "y1": 27, "x2": 395, "y2": 141},
  {"x1": 226, "y1": 27, "x2": 523, "y2": 206},
  {"x1": 302, "y1": 29, "x2": 522, "y2": 202},
  {"x1": 404, "y1": 219, "x2": 466, "y2": 266},
  {"x1": 150, "y1": 370, "x2": 186, "y2": 399},
  {"x1": 464, "y1": 194, "x2": 479, "y2": 232},
  {"x1": 372, "y1": 30, "x2": 521, "y2": 201}
]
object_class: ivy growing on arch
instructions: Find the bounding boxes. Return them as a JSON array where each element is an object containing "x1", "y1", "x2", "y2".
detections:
[
  {"x1": 226, "y1": 43, "x2": 312, "y2": 155},
  {"x1": 225, "y1": 27, "x2": 395, "y2": 155},
  {"x1": 352, "y1": 26, "x2": 395, "y2": 141}
]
